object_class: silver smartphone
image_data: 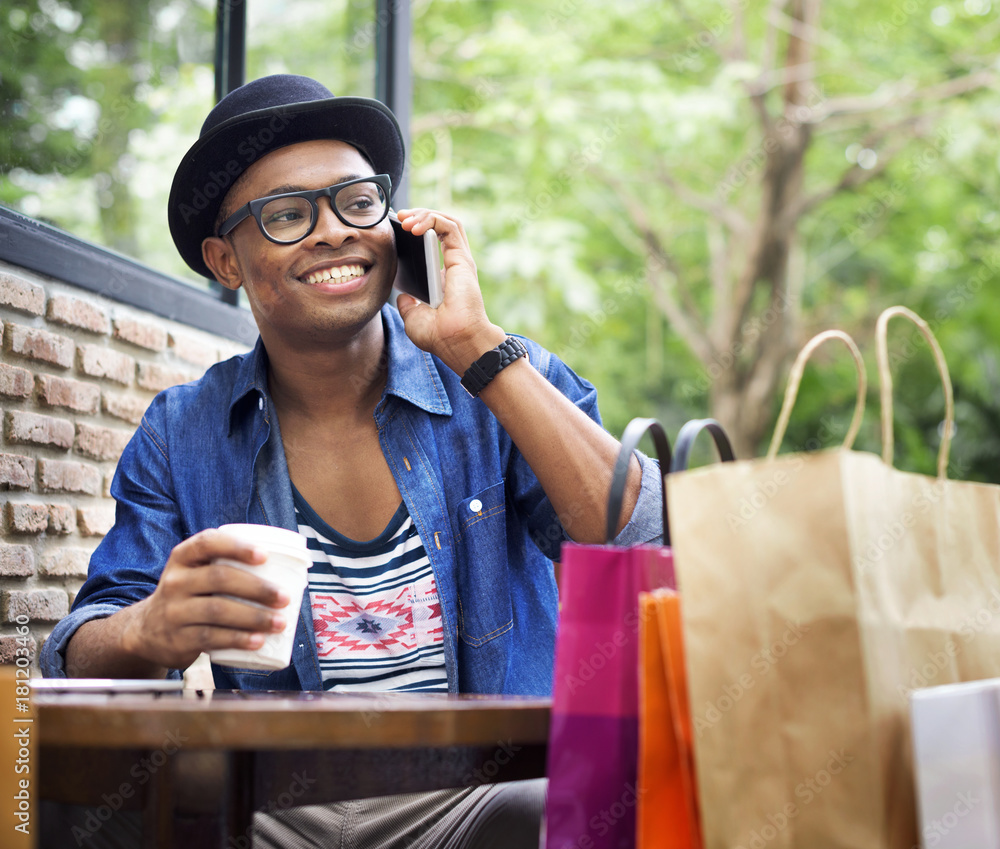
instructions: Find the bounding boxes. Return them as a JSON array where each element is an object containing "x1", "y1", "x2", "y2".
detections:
[{"x1": 389, "y1": 211, "x2": 444, "y2": 309}]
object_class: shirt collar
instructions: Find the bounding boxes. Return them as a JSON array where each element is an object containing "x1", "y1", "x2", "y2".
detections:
[
  {"x1": 227, "y1": 337, "x2": 271, "y2": 435},
  {"x1": 226, "y1": 306, "x2": 452, "y2": 433}
]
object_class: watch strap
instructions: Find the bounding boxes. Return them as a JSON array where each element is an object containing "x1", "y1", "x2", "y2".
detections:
[{"x1": 461, "y1": 337, "x2": 528, "y2": 397}]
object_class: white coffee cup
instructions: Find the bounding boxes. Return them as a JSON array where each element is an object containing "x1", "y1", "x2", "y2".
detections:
[{"x1": 208, "y1": 523, "x2": 311, "y2": 672}]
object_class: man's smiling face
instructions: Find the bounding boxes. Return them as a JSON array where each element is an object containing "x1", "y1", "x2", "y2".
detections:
[{"x1": 206, "y1": 138, "x2": 397, "y2": 348}]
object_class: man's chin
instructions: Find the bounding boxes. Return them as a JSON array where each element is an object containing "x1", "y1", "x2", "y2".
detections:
[{"x1": 303, "y1": 297, "x2": 388, "y2": 343}]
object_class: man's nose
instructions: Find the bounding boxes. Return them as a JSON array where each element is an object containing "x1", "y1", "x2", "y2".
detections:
[{"x1": 306, "y1": 197, "x2": 356, "y2": 246}]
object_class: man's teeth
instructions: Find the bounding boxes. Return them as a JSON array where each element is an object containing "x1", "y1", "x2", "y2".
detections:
[{"x1": 303, "y1": 264, "x2": 366, "y2": 285}]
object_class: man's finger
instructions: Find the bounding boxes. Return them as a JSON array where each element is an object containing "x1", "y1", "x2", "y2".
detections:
[
  {"x1": 173, "y1": 560, "x2": 291, "y2": 608},
  {"x1": 174, "y1": 528, "x2": 266, "y2": 569},
  {"x1": 180, "y1": 594, "x2": 287, "y2": 635}
]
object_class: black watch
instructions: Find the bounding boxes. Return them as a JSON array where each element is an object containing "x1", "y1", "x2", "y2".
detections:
[{"x1": 461, "y1": 337, "x2": 528, "y2": 397}]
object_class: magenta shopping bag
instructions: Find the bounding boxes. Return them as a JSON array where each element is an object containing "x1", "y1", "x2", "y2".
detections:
[{"x1": 545, "y1": 418, "x2": 675, "y2": 849}]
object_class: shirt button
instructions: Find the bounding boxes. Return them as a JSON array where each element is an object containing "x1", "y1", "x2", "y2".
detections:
[
  {"x1": 469, "y1": 499, "x2": 483, "y2": 512},
  {"x1": 258, "y1": 397, "x2": 264, "y2": 410}
]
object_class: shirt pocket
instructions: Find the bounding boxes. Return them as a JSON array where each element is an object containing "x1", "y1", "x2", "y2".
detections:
[{"x1": 454, "y1": 481, "x2": 513, "y2": 647}]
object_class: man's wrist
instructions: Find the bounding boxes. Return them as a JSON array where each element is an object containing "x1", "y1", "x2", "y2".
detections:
[
  {"x1": 446, "y1": 324, "x2": 508, "y2": 376},
  {"x1": 461, "y1": 337, "x2": 529, "y2": 397},
  {"x1": 117, "y1": 600, "x2": 155, "y2": 667},
  {"x1": 116, "y1": 602, "x2": 140, "y2": 656}
]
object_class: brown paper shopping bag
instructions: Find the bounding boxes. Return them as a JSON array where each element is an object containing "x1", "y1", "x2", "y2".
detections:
[{"x1": 667, "y1": 309, "x2": 1000, "y2": 849}]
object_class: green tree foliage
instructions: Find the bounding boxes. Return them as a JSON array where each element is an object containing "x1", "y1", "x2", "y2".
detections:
[
  {"x1": 2, "y1": 0, "x2": 998, "y2": 481},
  {"x1": 1, "y1": 0, "x2": 214, "y2": 266},
  {"x1": 244, "y1": 0, "x2": 374, "y2": 97},
  {"x1": 1, "y1": 1, "x2": 85, "y2": 188},
  {"x1": 403, "y1": 0, "x2": 1000, "y2": 480}
]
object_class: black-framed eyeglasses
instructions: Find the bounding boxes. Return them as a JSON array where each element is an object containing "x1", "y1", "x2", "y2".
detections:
[{"x1": 217, "y1": 174, "x2": 392, "y2": 244}]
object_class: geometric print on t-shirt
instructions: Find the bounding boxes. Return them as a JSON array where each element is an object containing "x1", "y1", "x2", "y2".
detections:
[{"x1": 293, "y1": 486, "x2": 447, "y2": 693}]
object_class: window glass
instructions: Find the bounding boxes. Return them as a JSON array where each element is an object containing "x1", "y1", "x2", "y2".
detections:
[
  {"x1": 244, "y1": 0, "x2": 375, "y2": 99},
  {"x1": 1, "y1": 0, "x2": 217, "y2": 285},
  {"x1": 1, "y1": 0, "x2": 377, "y2": 287}
]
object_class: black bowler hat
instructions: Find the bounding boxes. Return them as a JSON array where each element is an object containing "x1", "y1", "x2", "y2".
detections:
[{"x1": 168, "y1": 74, "x2": 404, "y2": 279}]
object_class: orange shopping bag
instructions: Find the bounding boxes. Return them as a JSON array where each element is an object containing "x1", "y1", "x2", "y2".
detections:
[
  {"x1": 638, "y1": 419, "x2": 733, "y2": 849},
  {"x1": 638, "y1": 589, "x2": 701, "y2": 849}
]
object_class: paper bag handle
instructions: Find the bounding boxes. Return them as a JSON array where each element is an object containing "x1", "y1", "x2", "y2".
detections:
[
  {"x1": 766, "y1": 329, "x2": 867, "y2": 460},
  {"x1": 875, "y1": 305, "x2": 954, "y2": 478},
  {"x1": 607, "y1": 417, "x2": 671, "y2": 545},
  {"x1": 670, "y1": 418, "x2": 736, "y2": 472}
]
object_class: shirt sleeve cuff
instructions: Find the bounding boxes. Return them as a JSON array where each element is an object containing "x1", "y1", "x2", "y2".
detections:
[
  {"x1": 611, "y1": 450, "x2": 664, "y2": 547},
  {"x1": 39, "y1": 604, "x2": 183, "y2": 682},
  {"x1": 39, "y1": 603, "x2": 124, "y2": 679}
]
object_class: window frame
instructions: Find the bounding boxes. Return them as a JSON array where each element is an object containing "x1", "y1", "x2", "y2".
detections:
[{"x1": 0, "y1": 204, "x2": 258, "y2": 343}]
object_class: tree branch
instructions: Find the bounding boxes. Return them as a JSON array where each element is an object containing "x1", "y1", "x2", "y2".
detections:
[
  {"x1": 916, "y1": 67, "x2": 1000, "y2": 103},
  {"x1": 638, "y1": 231, "x2": 704, "y2": 331},
  {"x1": 646, "y1": 257, "x2": 714, "y2": 364},
  {"x1": 765, "y1": 5, "x2": 837, "y2": 49},
  {"x1": 760, "y1": 0, "x2": 791, "y2": 78},
  {"x1": 706, "y1": 218, "x2": 729, "y2": 306},
  {"x1": 586, "y1": 204, "x2": 649, "y2": 258},
  {"x1": 812, "y1": 66, "x2": 999, "y2": 122},
  {"x1": 705, "y1": 218, "x2": 734, "y2": 351},
  {"x1": 746, "y1": 62, "x2": 819, "y2": 97},
  {"x1": 783, "y1": 118, "x2": 922, "y2": 224},
  {"x1": 729, "y1": 0, "x2": 749, "y2": 62},
  {"x1": 654, "y1": 165, "x2": 752, "y2": 236},
  {"x1": 745, "y1": 85, "x2": 774, "y2": 134},
  {"x1": 783, "y1": 0, "x2": 822, "y2": 110},
  {"x1": 724, "y1": 0, "x2": 817, "y2": 345},
  {"x1": 810, "y1": 81, "x2": 914, "y2": 122},
  {"x1": 806, "y1": 214, "x2": 891, "y2": 283},
  {"x1": 597, "y1": 170, "x2": 713, "y2": 362},
  {"x1": 784, "y1": 234, "x2": 805, "y2": 332}
]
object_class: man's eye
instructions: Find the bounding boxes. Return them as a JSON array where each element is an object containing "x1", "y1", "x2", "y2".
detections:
[
  {"x1": 338, "y1": 185, "x2": 384, "y2": 215},
  {"x1": 264, "y1": 207, "x2": 305, "y2": 226},
  {"x1": 264, "y1": 208, "x2": 302, "y2": 224}
]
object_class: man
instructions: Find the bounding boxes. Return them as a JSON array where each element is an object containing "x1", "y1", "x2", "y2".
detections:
[{"x1": 41, "y1": 75, "x2": 662, "y2": 847}]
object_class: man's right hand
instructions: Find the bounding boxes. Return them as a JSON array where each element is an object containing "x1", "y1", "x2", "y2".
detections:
[{"x1": 67, "y1": 528, "x2": 291, "y2": 678}]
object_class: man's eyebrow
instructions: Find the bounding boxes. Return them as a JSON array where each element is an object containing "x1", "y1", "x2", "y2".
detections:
[{"x1": 260, "y1": 174, "x2": 367, "y2": 197}]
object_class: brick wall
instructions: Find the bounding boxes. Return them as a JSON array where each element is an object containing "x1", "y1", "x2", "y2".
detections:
[{"x1": 0, "y1": 260, "x2": 250, "y2": 671}]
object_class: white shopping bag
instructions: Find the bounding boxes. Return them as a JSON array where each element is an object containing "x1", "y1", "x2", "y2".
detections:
[{"x1": 910, "y1": 679, "x2": 1000, "y2": 847}]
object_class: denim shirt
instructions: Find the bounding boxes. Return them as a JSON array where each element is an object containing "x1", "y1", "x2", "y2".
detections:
[{"x1": 41, "y1": 306, "x2": 663, "y2": 694}]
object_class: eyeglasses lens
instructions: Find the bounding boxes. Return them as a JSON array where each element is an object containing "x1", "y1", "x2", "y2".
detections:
[
  {"x1": 335, "y1": 182, "x2": 387, "y2": 225},
  {"x1": 259, "y1": 181, "x2": 388, "y2": 242},
  {"x1": 260, "y1": 197, "x2": 313, "y2": 242}
]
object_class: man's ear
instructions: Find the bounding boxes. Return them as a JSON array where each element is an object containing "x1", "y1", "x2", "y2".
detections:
[{"x1": 202, "y1": 236, "x2": 243, "y2": 290}]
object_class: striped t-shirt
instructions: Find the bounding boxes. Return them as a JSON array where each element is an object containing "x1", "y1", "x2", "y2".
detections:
[{"x1": 293, "y1": 487, "x2": 447, "y2": 692}]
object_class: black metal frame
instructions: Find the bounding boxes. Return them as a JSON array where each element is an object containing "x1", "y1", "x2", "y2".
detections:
[
  {"x1": 0, "y1": 1, "x2": 411, "y2": 333},
  {"x1": 0, "y1": 206, "x2": 258, "y2": 344},
  {"x1": 215, "y1": 0, "x2": 247, "y2": 104},
  {"x1": 375, "y1": 0, "x2": 411, "y2": 207},
  {"x1": 211, "y1": 0, "x2": 249, "y2": 304}
]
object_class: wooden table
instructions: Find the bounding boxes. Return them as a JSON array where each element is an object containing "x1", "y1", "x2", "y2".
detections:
[{"x1": 35, "y1": 689, "x2": 550, "y2": 848}]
